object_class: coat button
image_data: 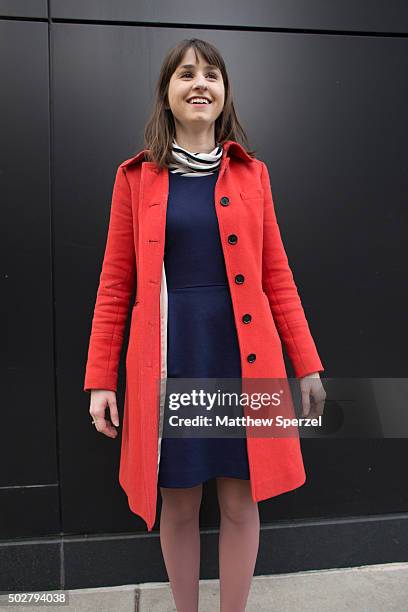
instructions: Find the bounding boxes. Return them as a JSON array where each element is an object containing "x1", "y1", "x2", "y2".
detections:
[
  {"x1": 235, "y1": 274, "x2": 245, "y2": 284},
  {"x1": 247, "y1": 353, "x2": 256, "y2": 363},
  {"x1": 228, "y1": 234, "x2": 238, "y2": 244},
  {"x1": 220, "y1": 196, "x2": 230, "y2": 206},
  {"x1": 242, "y1": 313, "x2": 252, "y2": 323}
]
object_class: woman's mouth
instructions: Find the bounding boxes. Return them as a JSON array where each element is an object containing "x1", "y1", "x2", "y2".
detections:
[{"x1": 186, "y1": 97, "x2": 212, "y2": 106}]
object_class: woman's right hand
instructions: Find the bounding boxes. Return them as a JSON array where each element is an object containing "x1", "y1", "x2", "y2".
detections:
[{"x1": 89, "y1": 390, "x2": 120, "y2": 438}]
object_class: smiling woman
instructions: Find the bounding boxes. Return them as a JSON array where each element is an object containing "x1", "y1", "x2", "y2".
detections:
[
  {"x1": 165, "y1": 48, "x2": 226, "y2": 147},
  {"x1": 142, "y1": 38, "x2": 257, "y2": 167},
  {"x1": 84, "y1": 37, "x2": 325, "y2": 612}
]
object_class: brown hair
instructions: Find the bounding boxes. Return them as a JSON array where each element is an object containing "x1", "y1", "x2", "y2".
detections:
[{"x1": 143, "y1": 38, "x2": 256, "y2": 168}]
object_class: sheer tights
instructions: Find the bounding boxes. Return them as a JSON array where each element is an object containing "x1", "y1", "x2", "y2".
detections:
[{"x1": 159, "y1": 477, "x2": 260, "y2": 612}]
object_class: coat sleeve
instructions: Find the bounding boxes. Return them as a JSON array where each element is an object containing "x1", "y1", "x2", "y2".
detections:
[
  {"x1": 83, "y1": 165, "x2": 136, "y2": 392},
  {"x1": 260, "y1": 161, "x2": 324, "y2": 379}
]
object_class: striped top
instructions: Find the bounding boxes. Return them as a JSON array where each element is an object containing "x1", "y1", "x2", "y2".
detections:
[{"x1": 168, "y1": 139, "x2": 223, "y2": 177}]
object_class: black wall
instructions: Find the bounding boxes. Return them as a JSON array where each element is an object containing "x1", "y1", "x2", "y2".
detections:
[{"x1": 1, "y1": 0, "x2": 408, "y2": 591}]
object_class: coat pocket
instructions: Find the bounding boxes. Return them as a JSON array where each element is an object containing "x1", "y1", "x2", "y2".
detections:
[
  {"x1": 240, "y1": 188, "x2": 264, "y2": 200},
  {"x1": 262, "y1": 291, "x2": 280, "y2": 342},
  {"x1": 126, "y1": 302, "x2": 141, "y2": 368}
]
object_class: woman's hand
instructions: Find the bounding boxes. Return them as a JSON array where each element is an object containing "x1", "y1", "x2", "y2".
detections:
[
  {"x1": 89, "y1": 390, "x2": 120, "y2": 438},
  {"x1": 299, "y1": 373, "x2": 326, "y2": 418}
]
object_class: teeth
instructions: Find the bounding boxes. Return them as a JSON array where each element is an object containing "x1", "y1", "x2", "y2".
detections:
[{"x1": 188, "y1": 98, "x2": 210, "y2": 104}]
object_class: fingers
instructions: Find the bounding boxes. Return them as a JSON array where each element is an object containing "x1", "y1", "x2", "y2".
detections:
[
  {"x1": 306, "y1": 382, "x2": 327, "y2": 418},
  {"x1": 314, "y1": 384, "x2": 327, "y2": 416},
  {"x1": 300, "y1": 379, "x2": 327, "y2": 417},
  {"x1": 107, "y1": 395, "x2": 120, "y2": 427},
  {"x1": 89, "y1": 390, "x2": 119, "y2": 438},
  {"x1": 301, "y1": 387, "x2": 311, "y2": 416},
  {"x1": 92, "y1": 415, "x2": 117, "y2": 438}
]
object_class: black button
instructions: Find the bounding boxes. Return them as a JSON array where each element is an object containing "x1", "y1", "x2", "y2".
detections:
[
  {"x1": 220, "y1": 196, "x2": 230, "y2": 206},
  {"x1": 235, "y1": 274, "x2": 245, "y2": 284},
  {"x1": 228, "y1": 234, "x2": 238, "y2": 244},
  {"x1": 242, "y1": 313, "x2": 252, "y2": 324},
  {"x1": 247, "y1": 353, "x2": 256, "y2": 363}
]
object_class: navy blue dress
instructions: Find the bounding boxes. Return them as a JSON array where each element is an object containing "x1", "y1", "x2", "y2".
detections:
[{"x1": 157, "y1": 170, "x2": 250, "y2": 488}]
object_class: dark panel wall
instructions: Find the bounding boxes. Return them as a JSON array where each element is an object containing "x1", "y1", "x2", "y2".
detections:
[
  {"x1": 0, "y1": 20, "x2": 59, "y2": 539},
  {"x1": 0, "y1": 0, "x2": 47, "y2": 18},
  {"x1": 50, "y1": 0, "x2": 408, "y2": 34},
  {"x1": 1, "y1": 1, "x2": 408, "y2": 590}
]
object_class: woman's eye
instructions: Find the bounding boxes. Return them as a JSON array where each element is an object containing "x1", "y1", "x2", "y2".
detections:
[{"x1": 180, "y1": 72, "x2": 218, "y2": 79}]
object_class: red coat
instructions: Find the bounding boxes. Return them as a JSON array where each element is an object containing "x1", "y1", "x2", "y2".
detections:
[{"x1": 84, "y1": 140, "x2": 324, "y2": 531}]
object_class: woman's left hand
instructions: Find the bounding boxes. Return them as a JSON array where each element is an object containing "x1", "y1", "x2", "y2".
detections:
[{"x1": 299, "y1": 372, "x2": 326, "y2": 417}]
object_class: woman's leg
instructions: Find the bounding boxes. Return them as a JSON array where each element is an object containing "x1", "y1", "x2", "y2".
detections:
[
  {"x1": 216, "y1": 477, "x2": 260, "y2": 612},
  {"x1": 159, "y1": 483, "x2": 203, "y2": 612}
]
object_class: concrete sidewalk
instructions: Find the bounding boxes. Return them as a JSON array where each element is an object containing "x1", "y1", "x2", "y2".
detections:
[{"x1": 2, "y1": 562, "x2": 408, "y2": 611}]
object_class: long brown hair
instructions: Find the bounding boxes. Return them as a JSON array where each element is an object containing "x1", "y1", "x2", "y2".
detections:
[{"x1": 143, "y1": 38, "x2": 256, "y2": 168}]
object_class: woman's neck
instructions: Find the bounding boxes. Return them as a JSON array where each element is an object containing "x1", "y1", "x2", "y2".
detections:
[{"x1": 173, "y1": 132, "x2": 215, "y2": 154}]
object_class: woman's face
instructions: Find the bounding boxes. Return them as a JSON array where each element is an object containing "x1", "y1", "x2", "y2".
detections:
[{"x1": 167, "y1": 48, "x2": 225, "y2": 134}]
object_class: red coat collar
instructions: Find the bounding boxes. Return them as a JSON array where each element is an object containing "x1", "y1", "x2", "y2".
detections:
[{"x1": 120, "y1": 139, "x2": 254, "y2": 169}]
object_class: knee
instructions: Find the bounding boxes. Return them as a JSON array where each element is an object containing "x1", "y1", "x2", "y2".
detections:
[
  {"x1": 173, "y1": 502, "x2": 199, "y2": 525},
  {"x1": 160, "y1": 489, "x2": 201, "y2": 525},
  {"x1": 219, "y1": 495, "x2": 257, "y2": 525}
]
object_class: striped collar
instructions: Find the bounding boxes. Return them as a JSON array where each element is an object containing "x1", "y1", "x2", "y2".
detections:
[{"x1": 168, "y1": 139, "x2": 223, "y2": 177}]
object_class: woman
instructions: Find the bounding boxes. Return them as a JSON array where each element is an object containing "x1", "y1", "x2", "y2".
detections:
[{"x1": 84, "y1": 38, "x2": 326, "y2": 612}]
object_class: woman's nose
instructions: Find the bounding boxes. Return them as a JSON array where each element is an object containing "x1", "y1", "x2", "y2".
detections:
[{"x1": 193, "y1": 76, "x2": 207, "y2": 89}]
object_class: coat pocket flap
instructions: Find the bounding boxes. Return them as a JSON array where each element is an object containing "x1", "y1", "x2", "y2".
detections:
[{"x1": 240, "y1": 188, "x2": 264, "y2": 200}]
